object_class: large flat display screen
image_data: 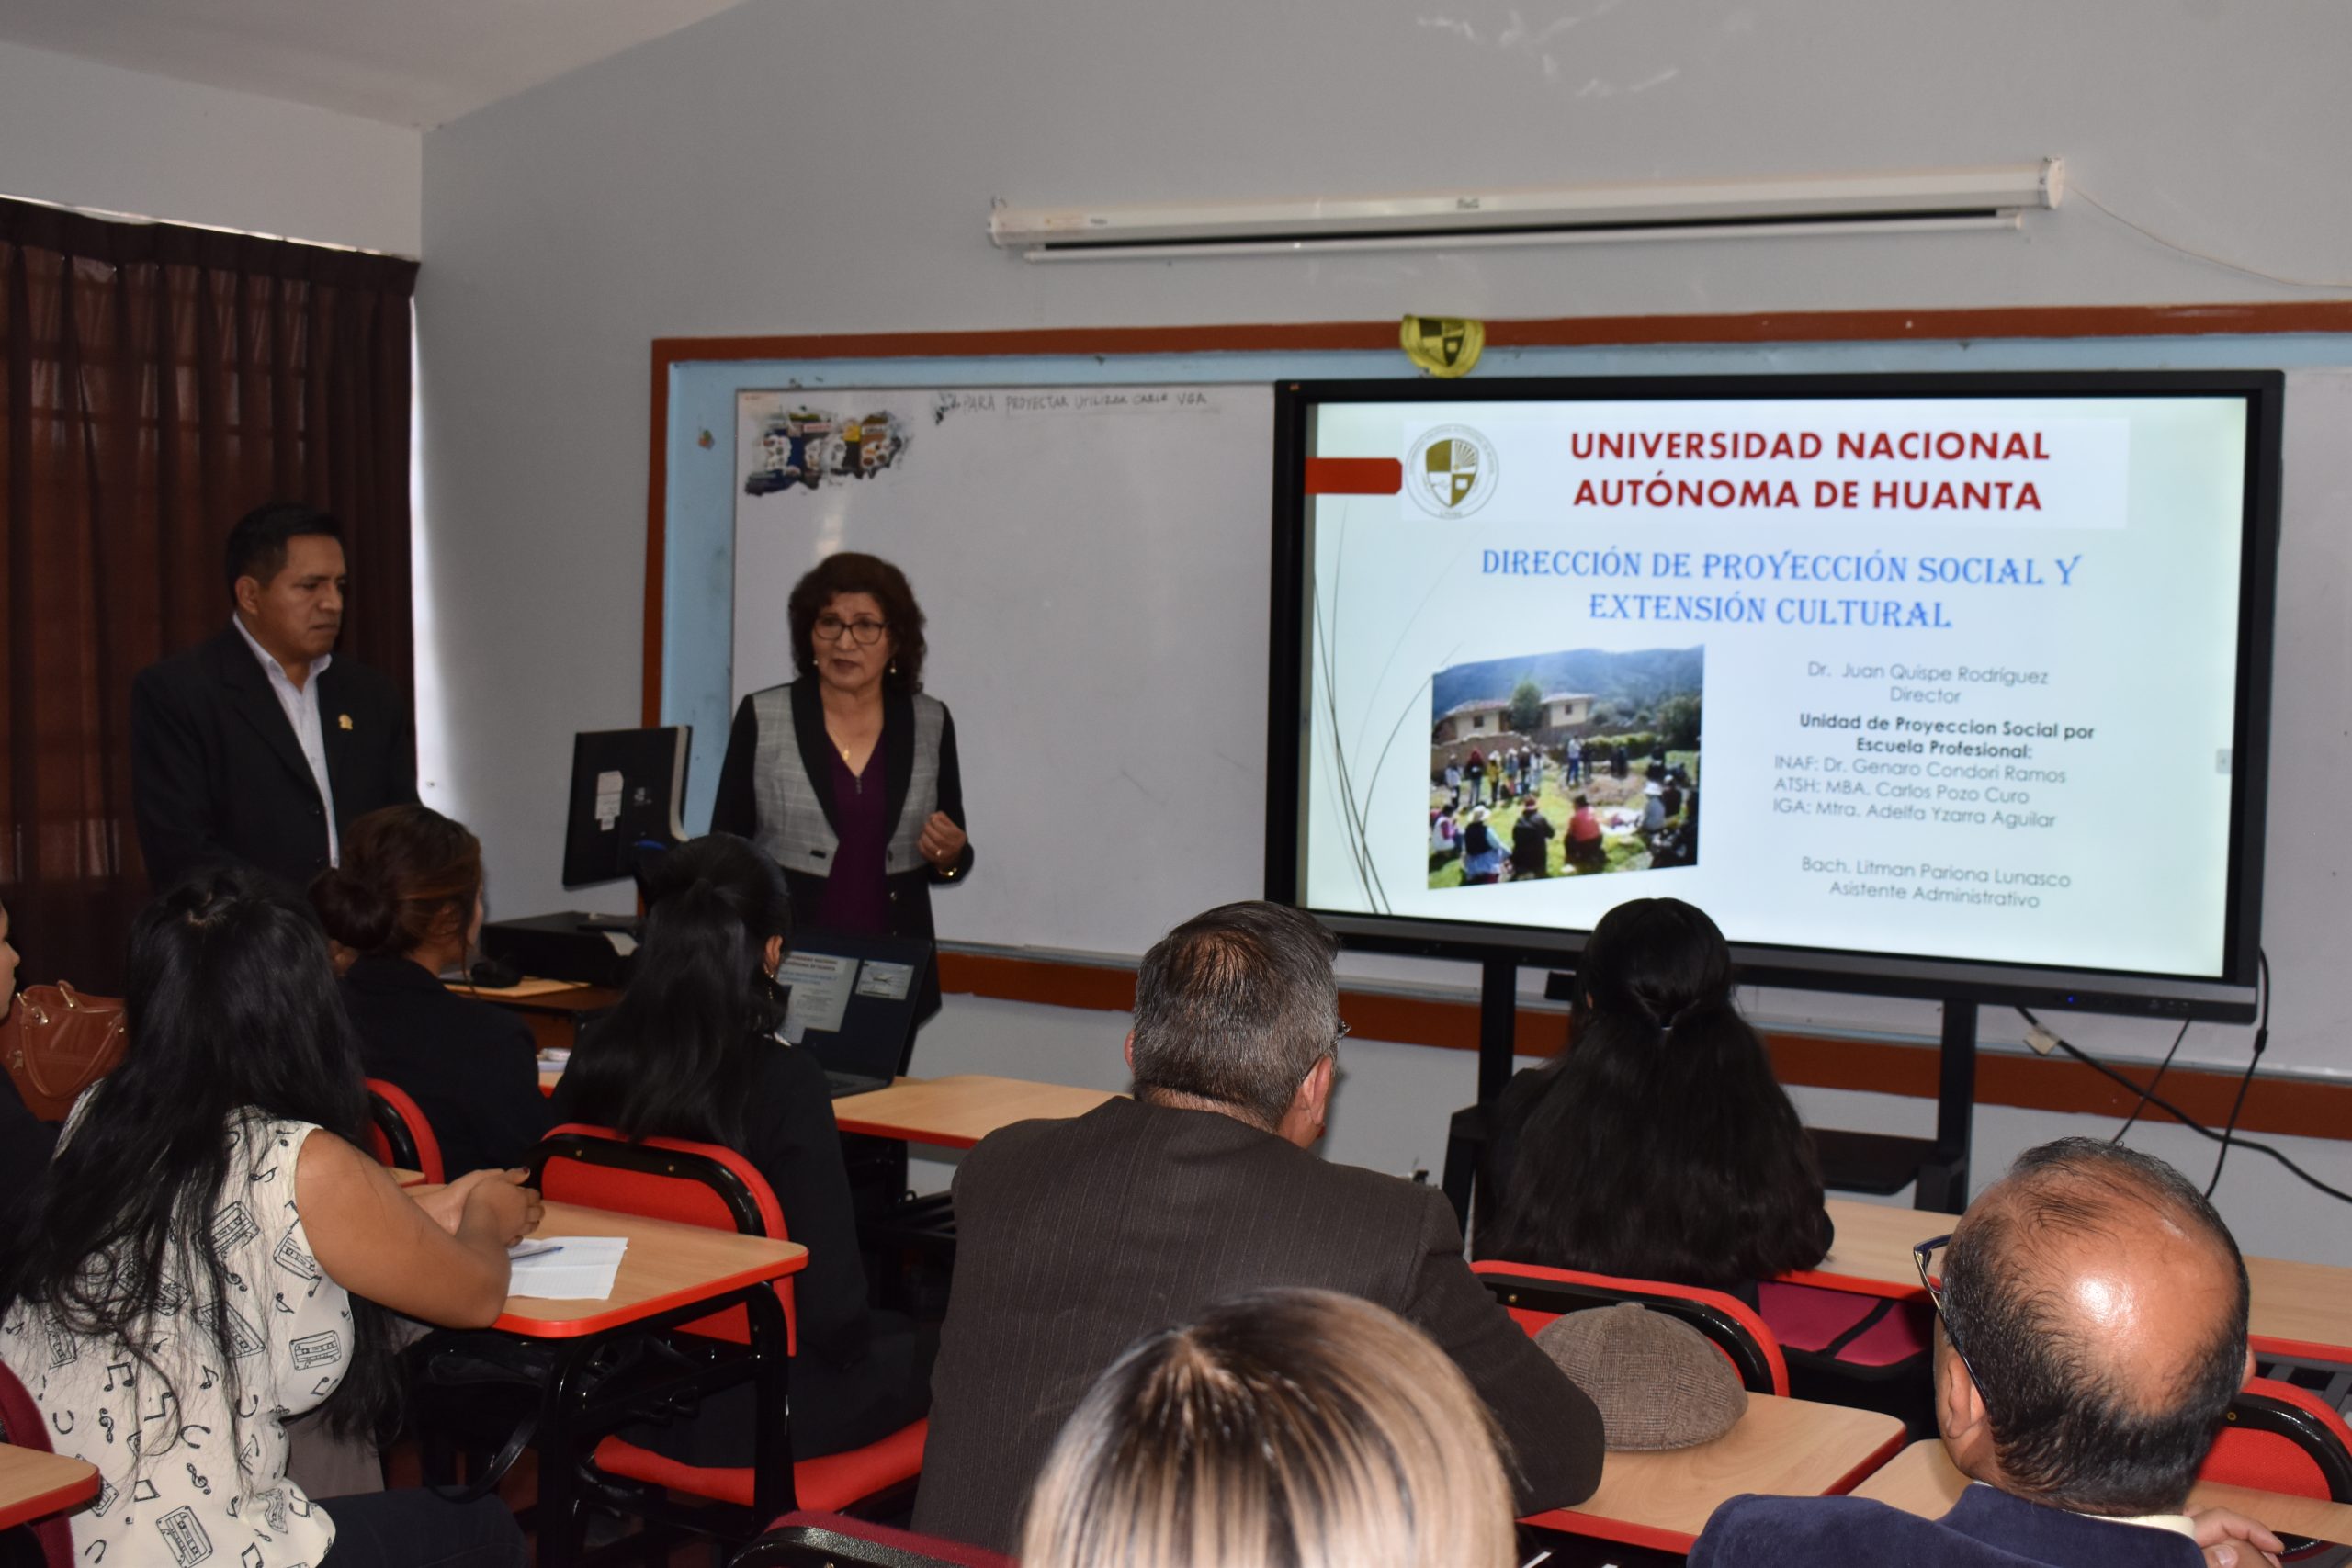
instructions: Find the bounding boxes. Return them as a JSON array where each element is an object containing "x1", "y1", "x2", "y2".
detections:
[{"x1": 1267, "y1": 374, "x2": 2280, "y2": 1018}]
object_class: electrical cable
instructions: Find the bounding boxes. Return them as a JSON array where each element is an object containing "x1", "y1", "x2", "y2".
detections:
[
  {"x1": 2112, "y1": 1013, "x2": 2191, "y2": 1142},
  {"x1": 2072, "y1": 185, "x2": 2352, "y2": 290},
  {"x1": 2016, "y1": 987, "x2": 2349, "y2": 1206},
  {"x1": 2203, "y1": 951, "x2": 2271, "y2": 1198}
]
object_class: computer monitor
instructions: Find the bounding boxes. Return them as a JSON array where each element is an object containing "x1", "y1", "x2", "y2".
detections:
[{"x1": 562, "y1": 726, "x2": 690, "y2": 888}]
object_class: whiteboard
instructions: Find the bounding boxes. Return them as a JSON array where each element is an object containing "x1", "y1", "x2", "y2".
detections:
[
  {"x1": 671, "y1": 356, "x2": 2350, "y2": 1077},
  {"x1": 730, "y1": 384, "x2": 1275, "y2": 959}
]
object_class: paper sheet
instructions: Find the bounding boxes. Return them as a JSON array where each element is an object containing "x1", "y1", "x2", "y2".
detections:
[{"x1": 506, "y1": 1236, "x2": 628, "y2": 1300}]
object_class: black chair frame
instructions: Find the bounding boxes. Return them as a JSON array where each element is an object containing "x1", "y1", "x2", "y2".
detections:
[{"x1": 1476, "y1": 1269, "x2": 1781, "y2": 1395}]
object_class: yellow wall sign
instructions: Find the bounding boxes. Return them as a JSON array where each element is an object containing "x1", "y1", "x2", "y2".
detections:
[{"x1": 1399, "y1": 316, "x2": 1485, "y2": 378}]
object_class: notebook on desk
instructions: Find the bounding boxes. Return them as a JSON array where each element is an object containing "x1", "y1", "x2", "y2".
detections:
[{"x1": 776, "y1": 930, "x2": 933, "y2": 1099}]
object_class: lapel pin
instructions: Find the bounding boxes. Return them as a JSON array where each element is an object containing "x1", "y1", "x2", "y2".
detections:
[{"x1": 337, "y1": 714, "x2": 353, "y2": 730}]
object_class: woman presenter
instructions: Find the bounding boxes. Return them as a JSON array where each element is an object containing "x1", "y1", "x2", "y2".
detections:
[{"x1": 712, "y1": 551, "x2": 972, "y2": 1022}]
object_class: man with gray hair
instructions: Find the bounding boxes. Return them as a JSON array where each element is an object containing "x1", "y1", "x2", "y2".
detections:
[
  {"x1": 913, "y1": 901, "x2": 1605, "y2": 1551},
  {"x1": 1691, "y1": 1137, "x2": 2282, "y2": 1568}
]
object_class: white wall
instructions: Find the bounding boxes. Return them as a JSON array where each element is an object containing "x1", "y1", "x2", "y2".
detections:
[
  {"x1": 414, "y1": 0, "x2": 2352, "y2": 1258},
  {"x1": 0, "y1": 39, "x2": 420, "y2": 257},
  {"x1": 911, "y1": 989, "x2": 2352, "y2": 1268}
]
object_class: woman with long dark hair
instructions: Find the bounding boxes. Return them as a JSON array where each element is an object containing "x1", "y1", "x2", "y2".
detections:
[
  {"x1": 1475, "y1": 897, "x2": 1830, "y2": 1298},
  {"x1": 0, "y1": 868, "x2": 537, "y2": 1568},
  {"x1": 710, "y1": 552, "x2": 972, "y2": 1024},
  {"x1": 312, "y1": 804, "x2": 552, "y2": 1175},
  {"x1": 552, "y1": 833, "x2": 933, "y2": 1461}
]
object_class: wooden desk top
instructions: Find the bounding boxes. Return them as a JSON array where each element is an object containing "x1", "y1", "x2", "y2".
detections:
[
  {"x1": 1804, "y1": 1199, "x2": 2352, "y2": 1360},
  {"x1": 831, "y1": 1074, "x2": 1122, "y2": 1149},
  {"x1": 1526, "y1": 1393, "x2": 1905, "y2": 1552},
  {"x1": 460, "y1": 978, "x2": 623, "y2": 1016},
  {"x1": 0, "y1": 1443, "x2": 99, "y2": 1531},
  {"x1": 405, "y1": 1191, "x2": 806, "y2": 1340},
  {"x1": 1854, "y1": 1438, "x2": 2352, "y2": 1548}
]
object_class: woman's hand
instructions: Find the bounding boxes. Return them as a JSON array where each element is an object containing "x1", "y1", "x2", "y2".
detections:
[
  {"x1": 413, "y1": 1167, "x2": 508, "y2": 1235},
  {"x1": 462, "y1": 1168, "x2": 544, "y2": 1248},
  {"x1": 919, "y1": 811, "x2": 967, "y2": 870}
]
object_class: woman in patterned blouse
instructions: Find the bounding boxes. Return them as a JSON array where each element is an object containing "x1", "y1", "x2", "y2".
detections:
[{"x1": 0, "y1": 868, "x2": 542, "y2": 1568}]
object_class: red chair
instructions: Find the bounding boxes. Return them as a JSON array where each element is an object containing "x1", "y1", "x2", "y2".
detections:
[
  {"x1": 2200, "y1": 1377, "x2": 2352, "y2": 1501},
  {"x1": 363, "y1": 1078, "x2": 445, "y2": 1184},
  {"x1": 0, "y1": 1360, "x2": 80, "y2": 1567},
  {"x1": 734, "y1": 1510, "x2": 1012, "y2": 1568},
  {"x1": 1472, "y1": 1258, "x2": 1789, "y2": 1395},
  {"x1": 528, "y1": 1126, "x2": 928, "y2": 1544}
]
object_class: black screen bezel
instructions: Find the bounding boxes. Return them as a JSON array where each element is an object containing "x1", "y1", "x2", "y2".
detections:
[{"x1": 1263, "y1": 370, "x2": 2283, "y2": 1022}]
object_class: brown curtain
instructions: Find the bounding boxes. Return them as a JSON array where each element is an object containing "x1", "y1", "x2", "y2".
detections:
[{"x1": 0, "y1": 198, "x2": 419, "y2": 992}]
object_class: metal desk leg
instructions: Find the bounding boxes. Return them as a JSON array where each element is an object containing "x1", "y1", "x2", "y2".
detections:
[{"x1": 533, "y1": 1341, "x2": 597, "y2": 1568}]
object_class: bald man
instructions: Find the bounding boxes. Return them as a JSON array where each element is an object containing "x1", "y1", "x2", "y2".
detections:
[{"x1": 1690, "y1": 1138, "x2": 2281, "y2": 1568}]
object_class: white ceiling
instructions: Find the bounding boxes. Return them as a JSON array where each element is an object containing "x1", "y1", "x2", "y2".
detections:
[{"x1": 0, "y1": 0, "x2": 758, "y2": 128}]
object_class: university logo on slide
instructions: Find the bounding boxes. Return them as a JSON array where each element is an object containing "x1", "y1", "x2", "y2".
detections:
[{"x1": 1406, "y1": 424, "x2": 1499, "y2": 517}]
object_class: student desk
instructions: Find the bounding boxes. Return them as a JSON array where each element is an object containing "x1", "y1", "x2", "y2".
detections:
[
  {"x1": 457, "y1": 978, "x2": 622, "y2": 1056},
  {"x1": 831, "y1": 1075, "x2": 1120, "y2": 1149},
  {"x1": 411, "y1": 1191, "x2": 806, "y2": 1566},
  {"x1": 1802, "y1": 1199, "x2": 2352, "y2": 1362},
  {"x1": 1523, "y1": 1393, "x2": 1904, "y2": 1552},
  {"x1": 1853, "y1": 1438, "x2": 2352, "y2": 1548},
  {"x1": 527, "y1": 1069, "x2": 1121, "y2": 1143},
  {"x1": 0, "y1": 1444, "x2": 98, "y2": 1531}
]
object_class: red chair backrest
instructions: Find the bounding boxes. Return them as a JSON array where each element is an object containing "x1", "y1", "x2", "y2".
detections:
[
  {"x1": 363, "y1": 1078, "x2": 446, "y2": 1185},
  {"x1": 532, "y1": 1123, "x2": 794, "y2": 1349},
  {"x1": 2199, "y1": 1377, "x2": 2352, "y2": 1502},
  {"x1": 0, "y1": 1359, "x2": 75, "y2": 1566},
  {"x1": 1471, "y1": 1258, "x2": 1790, "y2": 1396}
]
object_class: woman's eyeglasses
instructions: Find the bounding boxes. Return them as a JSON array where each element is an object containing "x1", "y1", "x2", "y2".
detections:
[{"x1": 814, "y1": 615, "x2": 888, "y2": 646}]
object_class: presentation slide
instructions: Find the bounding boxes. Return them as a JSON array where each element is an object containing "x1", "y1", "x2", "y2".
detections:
[{"x1": 1296, "y1": 393, "x2": 2253, "y2": 981}]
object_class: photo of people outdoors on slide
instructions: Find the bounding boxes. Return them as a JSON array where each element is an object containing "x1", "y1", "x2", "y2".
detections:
[{"x1": 1430, "y1": 647, "x2": 1702, "y2": 888}]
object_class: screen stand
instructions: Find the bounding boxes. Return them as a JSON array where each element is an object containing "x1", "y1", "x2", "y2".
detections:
[
  {"x1": 1918, "y1": 998, "x2": 1978, "y2": 1214},
  {"x1": 1811, "y1": 998, "x2": 1977, "y2": 1213},
  {"x1": 1476, "y1": 956, "x2": 1518, "y2": 1105}
]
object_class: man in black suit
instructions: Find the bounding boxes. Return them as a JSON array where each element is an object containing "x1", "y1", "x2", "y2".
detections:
[
  {"x1": 1690, "y1": 1139, "x2": 2280, "y2": 1568},
  {"x1": 130, "y1": 502, "x2": 415, "y2": 891},
  {"x1": 913, "y1": 901, "x2": 1605, "y2": 1551}
]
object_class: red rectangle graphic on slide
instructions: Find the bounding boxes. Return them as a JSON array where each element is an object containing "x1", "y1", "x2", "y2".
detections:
[{"x1": 1304, "y1": 457, "x2": 1403, "y2": 495}]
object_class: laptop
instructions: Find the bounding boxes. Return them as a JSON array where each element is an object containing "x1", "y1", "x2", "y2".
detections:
[{"x1": 775, "y1": 930, "x2": 933, "y2": 1099}]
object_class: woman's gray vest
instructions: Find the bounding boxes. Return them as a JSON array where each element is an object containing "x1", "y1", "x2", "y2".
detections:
[{"x1": 748, "y1": 683, "x2": 943, "y2": 876}]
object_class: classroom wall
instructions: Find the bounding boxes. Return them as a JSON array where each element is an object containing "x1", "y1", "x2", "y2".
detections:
[
  {"x1": 414, "y1": 1, "x2": 2352, "y2": 1250},
  {"x1": 0, "y1": 39, "x2": 422, "y2": 257},
  {"x1": 419, "y1": 0, "x2": 2352, "y2": 925}
]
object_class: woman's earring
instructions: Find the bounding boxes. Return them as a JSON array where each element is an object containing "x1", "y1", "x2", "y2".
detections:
[{"x1": 888, "y1": 660, "x2": 899, "y2": 675}]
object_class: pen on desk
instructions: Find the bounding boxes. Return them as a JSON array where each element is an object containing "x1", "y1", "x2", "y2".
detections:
[{"x1": 508, "y1": 1243, "x2": 564, "y2": 1261}]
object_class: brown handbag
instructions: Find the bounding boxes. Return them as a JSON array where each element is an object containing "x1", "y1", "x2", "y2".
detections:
[{"x1": 3, "y1": 982, "x2": 129, "y2": 1122}]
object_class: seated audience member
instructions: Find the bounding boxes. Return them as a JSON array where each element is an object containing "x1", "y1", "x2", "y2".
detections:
[
  {"x1": 1476, "y1": 897, "x2": 1830, "y2": 1301},
  {"x1": 1460, "y1": 807, "x2": 1505, "y2": 885},
  {"x1": 1020, "y1": 1289, "x2": 1518, "y2": 1568},
  {"x1": 1690, "y1": 1139, "x2": 2280, "y2": 1568},
  {"x1": 1566, "y1": 794, "x2": 1606, "y2": 869},
  {"x1": 0, "y1": 868, "x2": 536, "y2": 1568},
  {"x1": 1510, "y1": 802, "x2": 1555, "y2": 879},
  {"x1": 313, "y1": 806, "x2": 552, "y2": 1176},
  {"x1": 551, "y1": 833, "x2": 932, "y2": 1460},
  {"x1": 914, "y1": 900, "x2": 1603, "y2": 1551},
  {"x1": 0, "y1": 897, "x2": 59, "y2": 1236}
]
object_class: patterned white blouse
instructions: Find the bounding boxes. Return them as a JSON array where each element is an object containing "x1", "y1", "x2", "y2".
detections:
[{"x1": 0, "y1": 1115, "x2": 353, "y2": 1568}]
